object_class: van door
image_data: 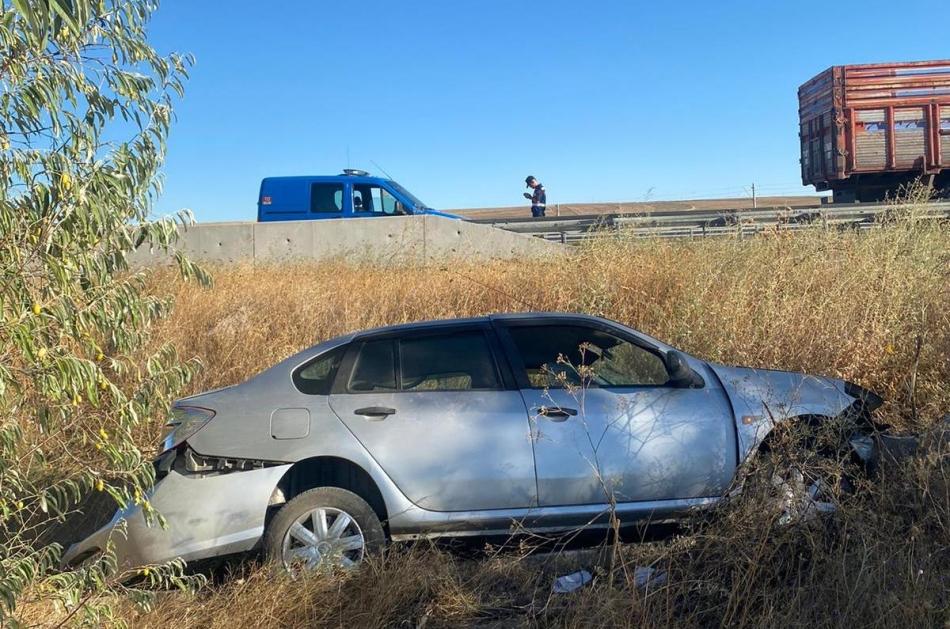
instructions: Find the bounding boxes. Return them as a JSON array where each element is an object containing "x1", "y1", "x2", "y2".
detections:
[{"x1": 351, "y1": 184, "x2": 404, "y2": 217}]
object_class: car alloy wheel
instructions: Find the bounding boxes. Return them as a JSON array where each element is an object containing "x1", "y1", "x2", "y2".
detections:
[
  {"x1": 264, "y1": 487, "x2": 386, "y2": 574},
  {"x1": 281, "y1": 506, "x2": 365, "y2": 571}
]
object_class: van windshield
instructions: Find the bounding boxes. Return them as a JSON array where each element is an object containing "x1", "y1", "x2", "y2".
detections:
[{"x1": 389, "y1": 181, "x2": 429, "y2": 210}]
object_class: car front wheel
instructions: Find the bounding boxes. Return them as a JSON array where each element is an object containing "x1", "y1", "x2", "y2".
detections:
[{"x1": 263, "y1": 487, "x2": 385, "y2": 573}]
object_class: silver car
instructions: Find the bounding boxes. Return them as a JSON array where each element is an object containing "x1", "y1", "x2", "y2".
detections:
[{"x1": 64, "y1": 313, "x2": 883, "y2": 572}]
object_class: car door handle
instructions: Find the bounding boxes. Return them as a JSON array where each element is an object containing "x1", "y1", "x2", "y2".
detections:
[
  {"x1": 538, "y1": 406, "x2": 578, "y2": 421},
  {"x1": 354, "y1": 406, "x2": 396, "y2": 420}
]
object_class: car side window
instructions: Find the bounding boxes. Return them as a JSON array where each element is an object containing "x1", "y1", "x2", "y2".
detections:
[
  {"x1": 293, "y1": 345, "x2": 346, "y2": 395},
  {"x1": 399, "y1": 331, "x2": 499, "y2": 391},
  {"x1": 310, "y1": 183, "x2": 344, "y2": 213},
  {"x1": 348, "y1": 340, "x2": 397, "y2": 392},
  {"x1": 506, "y1": 325, "x2": 669, "y2": 389}
]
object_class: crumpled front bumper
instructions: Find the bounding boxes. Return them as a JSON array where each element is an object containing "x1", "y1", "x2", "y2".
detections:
[
  {"x1": 62, "y1": 464, "x2": 291, "y2": 570},
  {"x1": 849, "y1": 432, "x2": 922, "y2": 472}
]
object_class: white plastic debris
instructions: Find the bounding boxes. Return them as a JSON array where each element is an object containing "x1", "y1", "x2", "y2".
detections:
[
  {"x1": 772, "y1": 469, "x2": 837, "y2": 525},
  {"x1": 633, "y1": 566, "x2": 668, "y2": 589},
  {"x1": 552, "y1": 569, "x2": 592, "y2": 593}
]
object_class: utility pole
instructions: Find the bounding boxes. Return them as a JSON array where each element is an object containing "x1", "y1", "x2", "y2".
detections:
[{"x1": 751, "y1": 182, "x2": 757, "y2": 209}]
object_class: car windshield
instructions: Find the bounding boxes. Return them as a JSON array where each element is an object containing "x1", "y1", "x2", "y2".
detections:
[{"x1": 389, "y1": 181, "x2": 428, "y2": 210}]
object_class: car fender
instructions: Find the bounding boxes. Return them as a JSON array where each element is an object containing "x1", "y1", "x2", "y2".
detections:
[{"x1": 707, "y1": 364, "x2": 856, "y2": 464}]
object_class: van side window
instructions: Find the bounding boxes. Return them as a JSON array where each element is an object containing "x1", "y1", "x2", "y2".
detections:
[
  {"x1": 353, "y1": 185, "x2": 398, "y2": 215},
  {"x1": 311, "y1": 183, "x2": 344, "y2": 213}
]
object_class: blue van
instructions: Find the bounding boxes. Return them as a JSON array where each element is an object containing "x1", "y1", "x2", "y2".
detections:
[{"x1": 257, "y1": 170, "x2": 460, "y2": 222}]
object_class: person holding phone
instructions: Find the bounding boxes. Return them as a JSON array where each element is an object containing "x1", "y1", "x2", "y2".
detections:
[{"x1": 523, "y1": 176, "x2": 547, "y2": 218}]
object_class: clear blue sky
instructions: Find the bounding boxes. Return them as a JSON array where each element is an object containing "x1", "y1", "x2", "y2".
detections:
[{"x1": 148, "y1": 0, "x2": 947, "y2": 221}]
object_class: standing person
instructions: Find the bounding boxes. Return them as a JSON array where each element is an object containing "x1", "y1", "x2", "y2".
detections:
[{"x1": 523, "y1": 175, "x2": 547, "y2": 217}]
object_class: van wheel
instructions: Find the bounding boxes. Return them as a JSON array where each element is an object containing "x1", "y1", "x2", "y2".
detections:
[{"x1": 263, "y1": 487, "x2": 385, "y2": 573}]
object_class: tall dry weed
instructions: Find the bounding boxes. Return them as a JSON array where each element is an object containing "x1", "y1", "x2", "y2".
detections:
[{"x1": 152, "y1": 212, "x2": 948, "y2": 431}]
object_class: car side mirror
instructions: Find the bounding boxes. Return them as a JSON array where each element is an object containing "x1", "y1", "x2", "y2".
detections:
[
  {"x1": 394, "y1": 201, "x2": 408, "y2": 215},
  {"x1": 665, "y1": 350, "x2": 703, "y2": 388}
]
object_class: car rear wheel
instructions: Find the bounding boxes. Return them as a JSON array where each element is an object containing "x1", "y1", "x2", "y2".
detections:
[{"x1": 264, "y1": 487, "x2": 385, "y2": 573}]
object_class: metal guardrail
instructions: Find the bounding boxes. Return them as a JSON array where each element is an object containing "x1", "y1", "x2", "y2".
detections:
[{"x1": 470, "y1": 201, "x2": 950, "y2": 244}]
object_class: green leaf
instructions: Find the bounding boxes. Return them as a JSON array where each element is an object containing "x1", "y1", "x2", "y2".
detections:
[
  {"x1": 49, "y1": 0, "x2": 80, "y2": 35},
  {"x1": 10, "y1": 0, "x2": 33, "y2": 26}
]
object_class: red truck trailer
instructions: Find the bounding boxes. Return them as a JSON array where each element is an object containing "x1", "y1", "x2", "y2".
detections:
[{"x1": 799, "y1": 60, "x2": 950, "y2": 202}]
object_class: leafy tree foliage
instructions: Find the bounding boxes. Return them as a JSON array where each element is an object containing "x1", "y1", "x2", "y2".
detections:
[{"x1": 0, "y1": 1, "x2": 208, "y2": 624}]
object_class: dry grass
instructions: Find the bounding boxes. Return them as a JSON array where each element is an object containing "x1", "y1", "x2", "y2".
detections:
[
  {"x1": 30, "y1": 211, "x2": 950, "y2": 627},
  {"x1": 112, "y1": 436, "x2": 950, "y2": 629},
  {"x1": 156, "y1": 214, "x2": 949, "y2": 430}
]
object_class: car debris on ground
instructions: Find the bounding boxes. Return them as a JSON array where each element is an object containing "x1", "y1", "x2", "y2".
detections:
[
  {"x1": 551, "y1": 565, "x2": 668, "y2": 594},
  {"x1": 552, "y1": 570, "x2": 593, "y2": 593}
]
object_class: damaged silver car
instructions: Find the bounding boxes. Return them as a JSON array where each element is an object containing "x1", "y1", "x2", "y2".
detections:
[{"x1": 63, "y1": 313, "x2": 885, "y2": 572}]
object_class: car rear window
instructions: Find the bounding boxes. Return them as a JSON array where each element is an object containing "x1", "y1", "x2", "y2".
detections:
[
  {"x1": 400, "y1": 332, "x2": 499, "y2": 391},
  {"x1": 348, "y1": 340, "x2": 397, "y2": 392},
  {"x1": 344, "y1": 331, "x2": 500, "y2": 393}
]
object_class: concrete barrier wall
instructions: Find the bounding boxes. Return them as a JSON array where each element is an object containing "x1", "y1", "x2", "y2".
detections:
[{"x1": 129, "y1": 215, "x2": 561, "y2": 266}]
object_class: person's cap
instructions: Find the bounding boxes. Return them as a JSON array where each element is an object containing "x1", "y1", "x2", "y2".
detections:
[{"x1": 525, "y1": 175, "x2": 536, "y2": 187}]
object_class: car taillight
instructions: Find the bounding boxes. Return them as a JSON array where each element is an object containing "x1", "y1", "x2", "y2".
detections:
[{"x1": 160, "y1": 406, "x2": 215, "y2": 453}]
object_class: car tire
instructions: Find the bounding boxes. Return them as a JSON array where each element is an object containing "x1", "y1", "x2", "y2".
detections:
[{"x1": 263, "y1": 487, "x2": 385, "y2": 573}]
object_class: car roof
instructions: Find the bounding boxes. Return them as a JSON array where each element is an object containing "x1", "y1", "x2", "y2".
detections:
[
  {"x1": 265, "y1": 311, "x2": 671, "y2": 382},
  {"x1": 489, "y1": 312, "x2": 609, "y2": 323},
  {"x1": 347, "y1": 312, "x2": 612, "y2": 338},
  {"x1": 335, "y1": 312, "x2": 673, "y2": 353}
]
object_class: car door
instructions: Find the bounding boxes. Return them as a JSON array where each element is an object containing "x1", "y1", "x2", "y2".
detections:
[
  {"x1": 495, "y1": 319, "x2": 737, "y2": 507},
  {"x1": 327, "y1": 324, "x2": 537, "y2": 512}
]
